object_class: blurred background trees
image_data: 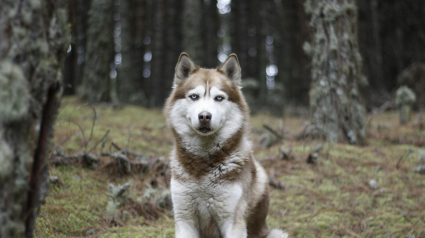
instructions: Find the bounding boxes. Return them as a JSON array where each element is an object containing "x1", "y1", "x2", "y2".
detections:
[{"x1": 62, "y1": 0, "x2": 425, "y2": 112}]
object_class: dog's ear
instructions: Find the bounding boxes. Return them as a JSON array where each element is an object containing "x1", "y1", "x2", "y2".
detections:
[
  {"x1": 174, "y1": 53, "x2": 199, "y2": 86},
  {"x1": 217, "y1": 54, "x2": 241, "y2": 86}
]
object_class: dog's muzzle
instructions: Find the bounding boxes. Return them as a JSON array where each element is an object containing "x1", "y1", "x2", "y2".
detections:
[{"x1": 198, "y1": 111, "x2": 212, "y2": 133}]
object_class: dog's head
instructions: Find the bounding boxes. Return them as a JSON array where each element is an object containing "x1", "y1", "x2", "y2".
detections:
[{"x1": 165, "y1": 53, "x2": 249, "y2": 140}]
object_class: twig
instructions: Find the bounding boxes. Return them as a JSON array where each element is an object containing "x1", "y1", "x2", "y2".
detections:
[
  {"x1": 396, "y1": 149, "x2": 415, "y2": 170},
  {"x1": 125, "y1": 125, "x2": 133, "y2": 155},
  {"x1": 312, "y1": 144, "x2": 324, "y2": 153},
  {"x1": 278, "y1": 146, "x2": 293, "y2": 160},
  {"x1": 263, "y1": 124, "x2": 284, "y2": 140},
  {"x1": 84, "y1": 104, "x2": 97, "y2": 153},
  {"x1": 269, "y1": 177, "x2": 285, "y2": 189},
  {"x1": 38, "y1": 225, "x2": 47, "y2": 238},
  {"x1": 67, "y1": 120, "x2": 87, "y2": 150},
  {"x1": 68, "y1": 103, "x2": 97, "y2": 154},
  {"x1": 366, "y1": 101, "x2": 392, "y2": 128},
  {"x1": 110, "y1": 142, "x2": 148, "y2": 159},
  {"x1": 111, "y1": 142, "x2": 122, "y2": 151},
  {"x1": 101, "y1": 151, "x2": 131, "y2": 174},
  {"x1": 87, "y1": 130, "x2": 110, "y2": 154}
]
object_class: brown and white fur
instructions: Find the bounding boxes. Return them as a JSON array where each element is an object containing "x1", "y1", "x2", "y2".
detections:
[{"x1": 164, "y1": 53, "x2": 287, "y2": 238}]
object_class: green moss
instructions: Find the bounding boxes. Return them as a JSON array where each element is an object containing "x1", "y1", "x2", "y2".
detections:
[
  {"x1": 0, "y1": 60, "x2": 29, "y2": 123},
  {"x1": 34, "y1": 97, "x2": 425, "y2": 237}
]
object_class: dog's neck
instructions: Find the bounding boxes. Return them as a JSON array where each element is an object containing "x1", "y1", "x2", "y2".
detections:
[{"x1": 173, "y1": 126, "x2": 245, "y2": 158}]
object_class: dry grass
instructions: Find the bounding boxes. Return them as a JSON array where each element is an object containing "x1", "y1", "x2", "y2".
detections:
[{"x1": 35, "y1": 96, "x2": 425, "y2": 237}]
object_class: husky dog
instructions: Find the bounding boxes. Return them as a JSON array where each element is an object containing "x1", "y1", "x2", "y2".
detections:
[{"x1": 164, "y1": 53, "x2": 287, "y2": 238}]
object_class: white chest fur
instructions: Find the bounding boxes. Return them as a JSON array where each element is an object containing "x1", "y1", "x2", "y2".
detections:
[{"x1": 171, "y1": 178, "x2": 247, "y2": 238}]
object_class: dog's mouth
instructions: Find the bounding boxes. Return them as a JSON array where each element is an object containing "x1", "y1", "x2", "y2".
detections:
[{"x1": 198, "y1": 127, "x2": 212, "y2": 134}]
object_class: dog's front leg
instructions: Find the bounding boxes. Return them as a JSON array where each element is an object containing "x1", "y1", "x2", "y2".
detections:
[
  {"x1": 221, "y1": 219, "x2": 247, "y2": 238},
  {"x1": 175, "y1": 220, "x2": 199, "y2": 238},
  {"x1": 221, "y1": 201, "x2": 248, "y2": 238}
]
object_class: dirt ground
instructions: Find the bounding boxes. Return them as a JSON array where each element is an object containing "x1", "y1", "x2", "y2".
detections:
[{"x1": 34, "y1": 96, "x2": 425, "y2": 238}]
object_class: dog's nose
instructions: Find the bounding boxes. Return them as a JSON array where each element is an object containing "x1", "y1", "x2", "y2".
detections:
[{"x1": 198, "y1": 111, "x2": 212, "y2": 123}]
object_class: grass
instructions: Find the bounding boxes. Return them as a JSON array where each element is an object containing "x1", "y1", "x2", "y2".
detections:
[{"x1": 35, "y1": 96, "x2": 425, "y2": 237}]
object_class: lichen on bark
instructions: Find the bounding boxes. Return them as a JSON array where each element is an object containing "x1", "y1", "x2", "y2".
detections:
[
  {"x1": 0, "y1": 60, "x2": 29, "y2": 124},
  {"x1": 0, "y1": 0, "x2": 69, "y2": 237},
  {"x1": 304, "y1": 0, "x2": 367, "y2": 145},
  {"x1": 395, "y1": 86, "x2": 416, "y2": 124}
]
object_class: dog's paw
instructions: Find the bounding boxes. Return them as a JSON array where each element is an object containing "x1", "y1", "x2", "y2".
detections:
[{"x1": 267, "y1": 229, "x2": 288, "y2": 238}]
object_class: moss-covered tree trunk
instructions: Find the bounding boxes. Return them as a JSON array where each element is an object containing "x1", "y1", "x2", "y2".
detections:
[
  {"x1": 305, "y1": 0, "x2": 367, "y2": 145},
  {"x1": 0, "y1": 0, "x2": 69, "y2": 237},
  {"x1": 82, "y1": 0, "x2": 115, "y2": 102}
]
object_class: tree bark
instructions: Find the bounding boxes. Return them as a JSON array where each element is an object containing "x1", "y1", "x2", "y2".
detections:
[
  {"x1": 82, "y1": 0, "x2": 115, "y2": 102},
  {"x1": 0, "y1": 0, "x2": 69, "y2": 237},
  {"x1": 164, "y1": 0, "x2": 183, "y2": 95},
  {"x1": 274, "y1": 0, "x2": 310, "y2": 104},
  {"x1": 150, "y1": 0, "x2": 166, "y2": 107},
  {"x1": 231, "y1": 0, "x2": 249, "y2": 75},
  {"x1": 202, "y1": 0, "x2": 219, "y2": 68},
  {"x1": 118, "y1": 0, "x2": 146, "y2": 105},
  {"x1": 75, "y1": 0, "x2": 92, "y2": 89},
  {"x1": 305, "y1": 0, "x2": 367, "y2": 145},
  {"x1": 62, "y1": 0, "x2": 92, "y2": 96},
  {"x1": 181, "y1": 0, "x2": 204, "y2": 65},
  {"x1": 62, "y1": 0, "x2": 77, "y2": 95}
]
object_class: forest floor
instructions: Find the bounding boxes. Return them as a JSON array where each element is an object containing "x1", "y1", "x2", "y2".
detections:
[{"x1": 35, "y1": 96, "x2": 425, "y2": 238}]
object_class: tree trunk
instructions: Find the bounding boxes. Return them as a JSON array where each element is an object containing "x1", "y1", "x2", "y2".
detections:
[
  {"x1": 118, "y1": 0, "x2": 146, "y2": 105},
  {"x1": 150, "y1": 0, "x2": 166, "y2": 107},
  {"x1": 75, "y1": 0, "x2": 92, "y2": 89},
  {"x1": 256, "y1": 0, "x2": 269, "y2": 105},
  {"x1": 63, "y1": 0, "x2": 77, "y2": 95},
  {"x1": 0, "y1": 1, "x2": 69, "y2": 237},
  {"x1": 82, "y1": 0, "x2": 115, "y2": 102},
  {"x1": 305, "y1": 0, "x2": 367, "y2": 145},
  {"x1": 202, "y1": 0, "x2": 219, "y2": 68},
  {"x1": 274, "y1": 0, "x2": 310, "y2": 104},
  {"x1": 230, "y1": 0, "x2": 249, "y2": 75},
  {"x1": 181, "y1": 0, "x2": 204, "y2": 65},
  {"x1": 164, "y1": 0, "x2": 183, "y2": 96}
]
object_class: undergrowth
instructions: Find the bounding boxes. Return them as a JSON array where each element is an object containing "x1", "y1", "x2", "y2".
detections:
[{"x1": 35, "y1": 96, "x2": 425, "y2": 237}]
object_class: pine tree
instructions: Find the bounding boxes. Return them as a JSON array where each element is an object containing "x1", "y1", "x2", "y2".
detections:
[
  {"x1": 82, "y1": 0, "x2": 115, "y2": 102},
  {"x1": 304, "y1": 0, "x2": 367, "y2": 145}
]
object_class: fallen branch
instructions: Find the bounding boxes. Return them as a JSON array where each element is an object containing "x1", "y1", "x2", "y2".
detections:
[
  {"x1": 396, "y1": 149, "x2": 415, "y2": 170},
  {"x1": 366, "y1": 101, "x2": 392, "y2": 128},
  {"x1": 268, "y1": 169, "x2": 285, "y2": 189},
  {"x1": 101, "y1": 151, "x2": 131, "y2": 174},
  {"x1": 306, "y1": 152, "x2": 319, "y2": 165},
  {"x1": 87, "y1": 130, "x2": 110, "y2": 154},
  {"x1": 263, "y1": 124, "x2": 284, "y2": 140},
  {"x1": 110, "y1": 142, "x2": 149, "y2": 159},
  {"x1": 269, "y1": 177, "x2": 286, "y2": 189},
  {"x1": 296, "y1": 123, "x2": 324, "y2": 141},
  {"x1": 278, "y1": 146, "x2": 293, "y2": 160}
]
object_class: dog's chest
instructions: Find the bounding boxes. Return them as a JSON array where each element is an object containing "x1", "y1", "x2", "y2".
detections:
[{"x1": 171, "y1": 178, "x2": 243, "y2": 220}]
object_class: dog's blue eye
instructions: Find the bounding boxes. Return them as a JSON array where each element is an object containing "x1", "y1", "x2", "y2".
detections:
[
  {"x1": 189, "y1": 94, "x2": 199, "y2": 100},
  {"x1": 215, "y1": 96, "x2": 224, "y2": 101}
]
